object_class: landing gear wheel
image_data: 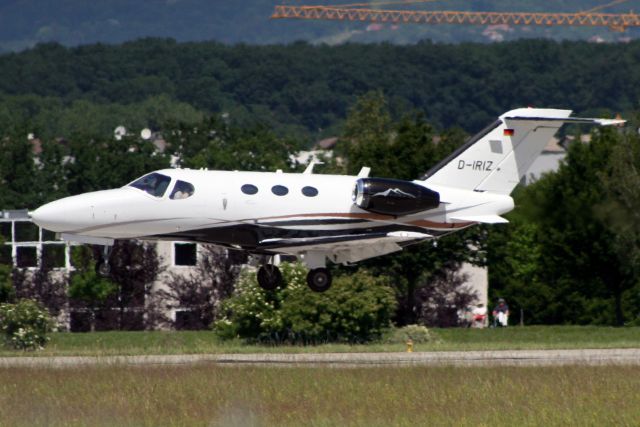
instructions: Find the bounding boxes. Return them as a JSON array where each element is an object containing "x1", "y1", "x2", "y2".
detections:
[
  {"x1": 95, "y1": 245, "x2": 113, "y2": 277},
  {"x1": 306, "y1": 268, "x2": 332, "y2": 292},
  {"x1": 95, "y1": 259, "x2": 111, "y2": 277},
  {"x1": 257, "y1": 264, "x2": 282, "y2": 291}
]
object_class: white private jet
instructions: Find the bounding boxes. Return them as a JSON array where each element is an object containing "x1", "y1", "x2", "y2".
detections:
[{"x1": 31, "y1": 108, "x2": 624, "y2": 292}]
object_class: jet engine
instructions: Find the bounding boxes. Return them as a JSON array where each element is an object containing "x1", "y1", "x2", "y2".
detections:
[{"x1": 352, "y1": 178, "x2": 440, "y2": 216}]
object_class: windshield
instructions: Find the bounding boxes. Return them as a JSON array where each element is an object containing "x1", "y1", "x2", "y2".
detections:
[{"x1": 129, "y1": 173, "x2": 172, "y2": 198}]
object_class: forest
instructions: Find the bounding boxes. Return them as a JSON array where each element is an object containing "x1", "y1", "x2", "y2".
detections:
[
  {"x1": 2, "y1": 38, "x2": 640, "y2": 331},
  {"x1": 0, "y1": 38, "x2": 640, "y2": 142}
]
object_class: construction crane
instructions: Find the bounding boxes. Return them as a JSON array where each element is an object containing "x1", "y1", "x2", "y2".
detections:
[{"x1": 272, "y1": 0, "x2": 640, "y2": 32}]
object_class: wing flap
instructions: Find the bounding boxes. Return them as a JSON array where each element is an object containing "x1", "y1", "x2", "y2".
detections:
[
  {"x1": 448, "y1": 215, "x2": 508, "y2": 224},
  {"x1": 258, "y1": 231, "x2": 432, "y2": 263}
]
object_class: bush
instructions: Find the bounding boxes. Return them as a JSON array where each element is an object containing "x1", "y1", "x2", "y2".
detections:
[
  {"x1": 214, "y1": 263, "x2": 397, "y2": 344},
  {"x1": 384, "y1": 324, "x2": 433, "y2": 344},
  {"x1": 0, "y1": 299, "x2": 55, "y2": 350}
]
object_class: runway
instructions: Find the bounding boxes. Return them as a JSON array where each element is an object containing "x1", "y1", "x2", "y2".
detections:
[{"x1": 1, "y1": 348, "x2": 639, "y2": 368}]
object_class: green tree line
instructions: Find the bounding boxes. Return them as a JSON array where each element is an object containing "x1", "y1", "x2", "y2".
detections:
[{"x1": 1, "y1": 39, "x2": 639, "y2": 140}]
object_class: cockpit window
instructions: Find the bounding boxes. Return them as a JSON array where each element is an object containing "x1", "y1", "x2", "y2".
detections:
[
  {"x1": 129, "y1": 173, "x2": 172, "y2": 198},
  {"x1": 170, "y1": 180, "x2": 195, "y2": 200}
]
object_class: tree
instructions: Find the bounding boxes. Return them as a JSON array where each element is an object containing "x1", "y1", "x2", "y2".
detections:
[
  {"x1": 104, "y1": 241, "x2": 164, "y2": 330},
  {"x1": 597, "y1": 127, "x2": 640, "y2": 324},
  {"x1": 154, "y1": 246, "x2": 242, "y2": 330},
  {"x1": 166, "y1": 115, "x2": 301, "y2": 172},
  {"x1": 417, "y1": 269, "x2": 477, "y2": 327},
  {"x1": 489, "y1": 126, "x2": 634, "y2": 325},
  {"x1": 68, "y1": 247, "x2": 118, "y2": 332},
  {"x1": 339, "y1": 92, "x2": 486, "y2": 325}
]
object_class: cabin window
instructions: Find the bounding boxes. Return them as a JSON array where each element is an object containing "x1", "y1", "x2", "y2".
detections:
[
  {"x1": 241, "y1": 184, "x2": 258, "y2": 195},
  {"x1": 271, "y1": 185, "x2": 289, "y2": 196},
  {"x1": 170, "y1": 180, "x2": 195, "y2": 200},
  {"x1": 301, "y1": 186, "x2": 319, "y2": 197},
  {"x1": 174, "y1": 243, "x2": 197, "y2": 266},
  {"x1": 129, "y1": 172, "x2": 172, "y2": 198}
]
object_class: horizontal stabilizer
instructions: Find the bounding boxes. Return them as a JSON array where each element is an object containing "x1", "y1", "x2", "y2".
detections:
[
  {"x1": 504, "y1": 115, "x2": 626, "y2": 126},
  {"x1": 449, "y1": 215, "x2": 508, "y2": 224}
]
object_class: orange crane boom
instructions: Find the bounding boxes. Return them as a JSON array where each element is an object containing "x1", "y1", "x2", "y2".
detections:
[{"x1": 271, "y1": 5, "x2": 640, "y2": 32}]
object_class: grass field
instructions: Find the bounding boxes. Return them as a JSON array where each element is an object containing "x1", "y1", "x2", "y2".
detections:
[
  {"x1": 1, "y1": 364, "x2": 638, "y2": 426},
  {"x1": 1, "y1": 325, "x2": 639, "y2": 357}
]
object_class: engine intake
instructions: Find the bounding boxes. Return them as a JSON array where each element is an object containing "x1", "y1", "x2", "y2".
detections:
[{"x1": 352, "y1": 178, "x2": 440, "y2": 216}]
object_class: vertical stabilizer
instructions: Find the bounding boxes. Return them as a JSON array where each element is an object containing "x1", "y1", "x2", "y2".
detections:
[{"x1": 422, "y1": 108, "x2": 623, "y2": 195}]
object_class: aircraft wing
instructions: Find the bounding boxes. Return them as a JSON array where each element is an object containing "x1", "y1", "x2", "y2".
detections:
[{"x1": 257, "y1": 231, "x2": 432, "y2": 264}]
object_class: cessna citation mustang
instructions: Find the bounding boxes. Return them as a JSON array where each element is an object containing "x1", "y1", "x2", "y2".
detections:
[{"x1": 31, "y1": 108, "x2": 624, "y2": 292}]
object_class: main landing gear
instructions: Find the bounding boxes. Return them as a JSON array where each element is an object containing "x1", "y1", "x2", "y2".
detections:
[
  {"x1": 95, "y1": 245, "x2": 113, "y2": 277},
  {"x1": 256, "y1": 253, "x2": 333, "y2": 293},
  {"x1": 306, "y1": 268, "x2": 332, "y2": 293},
  {"x1": 257, "y1": 264, "x2": 283, "y2": 291}
]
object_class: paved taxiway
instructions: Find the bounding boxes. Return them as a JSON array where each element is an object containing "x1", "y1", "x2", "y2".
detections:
[{"x1": 1, "y1": 348, "x2": 639, "y2": 368}]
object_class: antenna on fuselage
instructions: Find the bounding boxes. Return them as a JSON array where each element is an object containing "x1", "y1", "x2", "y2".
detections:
[
  {"x1": 304, "y1": 160, "x2": 325, "y2": 174},
  {"x1": 357, "y1": 167, "x2": 371, "y2": 178}
]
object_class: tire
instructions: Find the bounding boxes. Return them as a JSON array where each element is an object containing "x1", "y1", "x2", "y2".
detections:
[
  {"x1": 306, "y1": 268, "x2": 332, "y2": 292},
  {"x1": 95, "y1": 259, "x2": 111, "y2": 277},
  {"x1": 257, "y1": 264, "x2": 283, "y2": 291}
]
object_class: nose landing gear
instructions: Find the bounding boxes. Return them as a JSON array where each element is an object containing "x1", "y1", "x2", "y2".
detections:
[{"x1": 95, "y1": 245, "x2": 113, "y2": 277}]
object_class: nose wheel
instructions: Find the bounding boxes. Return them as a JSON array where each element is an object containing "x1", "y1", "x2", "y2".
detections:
[
  {"x1": 306, "y1": 268, "x2": 332, "y2": 292},
  {"x1": 95, "y1": 245, "x2": 113, "y2": 277},
  {"x1": 257, "y1": 264, "x2": 282, "y2": 291}
]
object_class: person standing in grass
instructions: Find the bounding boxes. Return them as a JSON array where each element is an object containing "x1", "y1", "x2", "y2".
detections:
[{"x1": 493, "y1": 298, "x2": 509, "y2": 327}]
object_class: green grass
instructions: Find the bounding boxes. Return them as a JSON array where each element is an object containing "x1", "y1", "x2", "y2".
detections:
[
  {"x1": 1, "y1": 364, "x2": 639, "y2": 426},
  {"x1": 1, "y1": 325, "x2": 640, "y2": 357}
]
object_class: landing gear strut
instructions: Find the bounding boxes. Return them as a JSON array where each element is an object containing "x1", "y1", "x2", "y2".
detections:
[
  {"x1": 95, "y1": 245, "x2": 113, "y2": 277},
  {"x1": 306, "y1": 268, "x2": 332, "y2": 293},
  {"x1": 257, "y1": 264, "x2": 282, "y2": 291}
]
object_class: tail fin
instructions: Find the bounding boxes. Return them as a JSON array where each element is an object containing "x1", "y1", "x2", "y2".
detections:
[{"x1": 422, "y1": 108, "x2": 624, "y2": 195}]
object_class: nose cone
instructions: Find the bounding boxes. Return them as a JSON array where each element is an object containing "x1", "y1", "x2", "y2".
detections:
[
  {"x1": 32, "y1": 195, "x2": 92, "y2": 232},
  {"x1": 32, "y1": 189, "x2": 133, "y2": 233}
]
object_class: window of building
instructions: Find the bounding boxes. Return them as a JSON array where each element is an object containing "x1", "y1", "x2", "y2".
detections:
[
  {"x1": 42, "y1": 228, "x2": 57, "y2": 241},
  {"x1": 42, "y1": 244, "x2": 65, "y2": 268},
  {"x1": 15, "y1": 222, "x2": 38, "y2": 242},
  {"x1": 128, "y1": 172, "x2": 172, "y2": 198},
  {"x1": 170, "y1": 180, "x2": 195, "y2": 200},
  {"x1": 0, "y1": 245, "x2": 11, "y2": 265},
  {"x1": 174, "y1": 243, "x2": 197, "y2": 266},
  {"x1": 241, "y1": 184, "x2": 258, "y2": 195},
  {"x1": 16, "y1": 246, "x2": 37, "y2": 268},
  {"x1": 271, "y1": 185, "x2": 289, "y2": 196},
  {"x1": 0, "y1": 223, "x2": 10, "y2": 240},
  {"x1": 301, "y1": 186, "x2": 319, "y2": 197}
]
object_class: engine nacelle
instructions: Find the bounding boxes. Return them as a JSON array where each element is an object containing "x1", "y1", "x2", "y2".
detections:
[{"x1": 352, "y1": 178, "x2": 440, "y2": 216}]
